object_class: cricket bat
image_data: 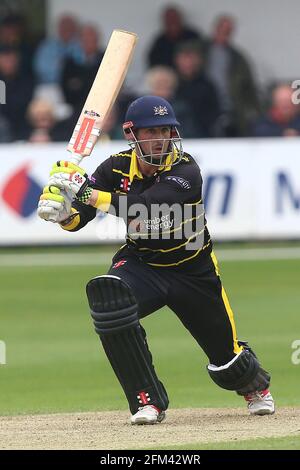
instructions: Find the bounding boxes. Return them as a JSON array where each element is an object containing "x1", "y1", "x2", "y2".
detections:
[{"x1": 67, "y1": 29, "x2": 138, "y2": 165}]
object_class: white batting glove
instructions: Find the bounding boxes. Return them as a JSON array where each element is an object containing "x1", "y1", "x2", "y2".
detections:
[
  {"x1": 48, "y1": 160, "x2": 92, "y2": 202},
  {"x1": 37, "y1": 185, "x2": 73, "y2": 223}
]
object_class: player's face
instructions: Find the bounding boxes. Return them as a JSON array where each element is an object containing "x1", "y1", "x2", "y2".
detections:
[{"x1": 136, "y1": 127, "x2": 171, "y2": 160}]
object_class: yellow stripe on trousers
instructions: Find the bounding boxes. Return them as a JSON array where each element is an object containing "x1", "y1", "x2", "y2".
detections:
[{"x1": 210, "y1": 251, "x2": 243, "y2": 355}]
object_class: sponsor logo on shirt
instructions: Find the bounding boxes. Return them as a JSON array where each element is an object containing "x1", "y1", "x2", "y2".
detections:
[
  {"x1": 113, "y1": 260, "x2": 127, "y2": 269},
  {"x1": 164, "y1": 175, "x2": 191, "y2": 190},
  {"x1": 120, "y1": 177, "x2": 131, "y2": 192}
]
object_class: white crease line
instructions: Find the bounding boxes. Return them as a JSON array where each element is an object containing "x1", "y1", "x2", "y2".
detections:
[{"x1": 0, "y1": 247, "x2": 300, "y2": 267}]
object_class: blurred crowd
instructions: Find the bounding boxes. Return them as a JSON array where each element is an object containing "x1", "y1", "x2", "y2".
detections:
[{"x1": 0, "y1": 6, "x2": 300, "y2": 144}]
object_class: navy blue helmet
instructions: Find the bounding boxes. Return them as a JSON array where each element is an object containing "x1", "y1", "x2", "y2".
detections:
[
  {"x1": 123, "y1": 95, "x2": 182, "y2": 167},
  {"x1": 124, "y1": 95, "x2": 180, "y2": 129}
]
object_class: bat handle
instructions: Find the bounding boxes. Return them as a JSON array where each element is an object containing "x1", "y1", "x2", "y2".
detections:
[{"x1": 69, "y1": 154, "x2": 83, "y2": 165}]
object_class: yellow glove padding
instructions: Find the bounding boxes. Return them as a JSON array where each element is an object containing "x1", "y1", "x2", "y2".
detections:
[
  {"x1": 50, "y1": 160, "x2": 86, "y2": 176},
  {"x1": 37, "y1": 185, "x2": 74, "y2": 224},
  {"x1": 45, "y1": 162, "x2": 112, "y2": 216},
  {"x1": 40, "y1": 185, "x2": 65, "y2": 202},
  {"x1": 40, "y1": 186, "x2": 80, "y2": 229}
]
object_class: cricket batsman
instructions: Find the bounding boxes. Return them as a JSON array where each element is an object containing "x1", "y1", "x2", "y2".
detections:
[{"x1": 38, "y1": 96, "x2": 275, "y2": 424}]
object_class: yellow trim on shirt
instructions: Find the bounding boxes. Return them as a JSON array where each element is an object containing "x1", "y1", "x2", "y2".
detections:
[
  {"x1": 147, "y1": 240, "x2": 211, "y2": 267},
  {"x1": 129, "y1": 150, "x2": 144, "y2": 182},
  {"x1": 159, "y1": 149, "x2": 179, "y2": 172},
  {"x1": 111, "y1": 152, "x2": 132, "y2": 158},
  {"x1": 137, "y1": 229, "x2": 205, "y2": 253},
  {"x1": 186, "y1": 198, "x2": 202, "y2": 206},
  {"x1": 128, "y1": 149, "x2": 180, "y2": 182},
  {"x1": 112, "y1": 168, "x2": 130, "y2": 178}
]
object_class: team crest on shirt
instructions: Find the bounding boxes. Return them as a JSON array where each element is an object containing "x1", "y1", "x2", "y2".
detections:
[{"x1": 120, "y1": 177, "x2": 131, "y2": 192}]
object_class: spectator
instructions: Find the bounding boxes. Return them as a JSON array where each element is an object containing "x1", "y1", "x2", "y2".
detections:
[
  {"x1": 205, "y1": 15, "x2": 259, "y2": 136},
  {"x1": 61, "y1": 24, "x2": 104, "y2": 113},
  {"x1": 0, "y1": 45, "x2": 34, "y2": 140},
  {"x1": 145, "y1": 65, "x2": 178, "y2": 99},
  {"x1": 0, "y1": 115, "x2": 12, "y2": 143},
  {"x1": 0, "y1": 13, "x2": 34, "y2": 76},
  {"x1": 33, "y1": 14, "x2": 82, "y2": 84},
  {"x1": 99, "y1": 106, "x2": 124, "y2": 142},
  {"x1": 33, "y1": 82, "x2": 73, "y2": 121},
  {"x1": 114, "y1": 87, "x2": 138, "y2": 128},
  {"x1": 174, "y1": 41, "x2": 220, "y2": 137},
  {"x1": 252, "y1": 84, "x2": 300, "y2": 137},
  {"x1": 26, "y1": 98, "x2": 56, "y2": 143},
  {"x1": 145, "y1": 65, "x2": 195, "y2": 138},
  {"x1": 147, "y1": 5, "x2": 203, "y2": 69},
  {"x1": 24, "y1": 98, "x2": 75, "y2": 143}
]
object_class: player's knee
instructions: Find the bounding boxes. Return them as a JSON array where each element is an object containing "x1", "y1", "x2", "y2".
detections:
[
  {"x1": 207, "y1": 344, "x2": 271, "y2": 395},
  {"x1": 86, "y1": 275, "x2": 138, "y2": 335}
]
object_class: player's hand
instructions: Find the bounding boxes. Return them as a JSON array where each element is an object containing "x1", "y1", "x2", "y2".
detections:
[
  {"x1": 49, "y1": 161, "x2": 91, "y2": 201},
  {"x1": 37, "y1": 185, "x2": 73, "y2": 223}
]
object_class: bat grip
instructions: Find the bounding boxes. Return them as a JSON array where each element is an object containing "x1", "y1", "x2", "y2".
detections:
[{"x1": 69, "y1": 154, "x2": 83, "y2": 165}]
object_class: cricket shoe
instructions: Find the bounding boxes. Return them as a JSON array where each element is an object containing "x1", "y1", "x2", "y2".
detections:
[
  {"x1": 244, "y1": 389, "x2": 275, "y2": 415},
  {"x1": 130, "y1": 405, "x2": 166, "y2": 425}
]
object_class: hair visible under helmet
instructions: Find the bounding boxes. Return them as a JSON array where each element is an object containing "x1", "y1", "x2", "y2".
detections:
[{"x1": 123, "y1": 95, "x2": 183, "y2": 167}]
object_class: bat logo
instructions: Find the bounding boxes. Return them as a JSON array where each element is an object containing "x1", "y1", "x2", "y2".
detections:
[
  {"x1": 84, "y1": 110, "x2": 100, "y2": 117},
  {"x1": 73, "y1": 117, "x2": 95, "y2": 153}
]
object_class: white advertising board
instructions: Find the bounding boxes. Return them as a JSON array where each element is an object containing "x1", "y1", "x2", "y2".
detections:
[{"x1": 0, "y1": 138, "x2": 299, "y2": 245}]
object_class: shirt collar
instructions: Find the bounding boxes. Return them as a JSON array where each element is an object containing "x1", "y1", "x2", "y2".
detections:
[
  {"x1": 129, "y1": 150, "x2": 143, "y2": 182},
  {"x1": 129, "y1": 149, "x2": 180, "y2": 182},
  {"x1": 158, "y1": 149, "x2": 179, "y2": 173}
]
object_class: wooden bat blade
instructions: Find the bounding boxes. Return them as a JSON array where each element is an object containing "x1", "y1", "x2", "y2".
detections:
[{"x1": 67, "y1": 30, "x2": 137, "y2": 163}]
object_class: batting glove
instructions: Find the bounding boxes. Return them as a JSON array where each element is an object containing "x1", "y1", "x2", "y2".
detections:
[
  {"x1": 49, "y1": 160, "x2": 93, "y2": 203},
  {"x1": 37, "y1": 185, "x2": 74, "y2": 223}
]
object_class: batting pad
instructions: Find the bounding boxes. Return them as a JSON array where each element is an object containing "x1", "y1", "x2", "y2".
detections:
[
  {"x1": 207, "y1": 348, "x2": 271, "y2": 395},
  {"x1": 86, "y1": 275, "x2": 169, "y2": 413}
]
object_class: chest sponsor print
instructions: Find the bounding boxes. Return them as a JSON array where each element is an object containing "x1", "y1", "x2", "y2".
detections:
[{"x1": 164, "y1": 175, "x2": 191, "y2": 190}]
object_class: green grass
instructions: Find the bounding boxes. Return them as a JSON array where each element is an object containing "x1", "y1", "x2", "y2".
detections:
[
  {"x1": 150, "y1": 435, "x2": 300, "y2": 450},
  {"x1": 0, "y1": 247, "x2": 299, "y2": 416}
]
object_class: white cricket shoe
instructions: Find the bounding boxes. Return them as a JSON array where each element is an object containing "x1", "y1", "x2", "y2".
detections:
[
  {"x1": 244, "y1": 389, "x2": 275, "y2": 415},
  {"x1": 130, "y1": 405, "x2": 166, "y2": 425}
]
